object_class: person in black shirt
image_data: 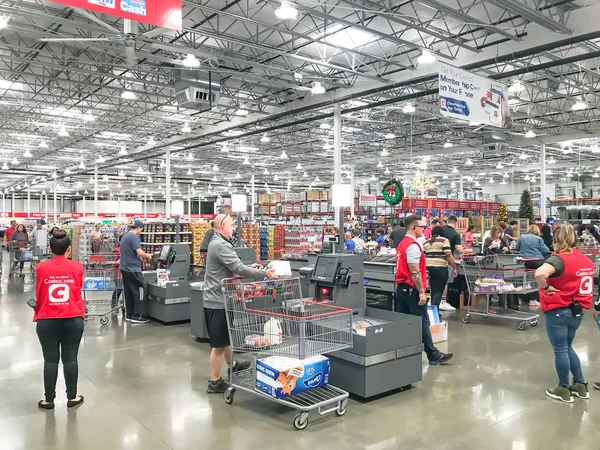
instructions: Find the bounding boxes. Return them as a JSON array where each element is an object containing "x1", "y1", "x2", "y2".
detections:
[
  {"x1": 390, "y1": 225, "x2": 406, "y2": 249},
  {"x1": 441, "y1": 216, "x2": 465, "y2": 309}
]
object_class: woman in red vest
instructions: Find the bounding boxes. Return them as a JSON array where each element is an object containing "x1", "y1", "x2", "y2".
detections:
[
  {"x1": 535, "y1": 224, "x2": 594, "y2": 403},
  {"x1": 34, "y1": 229, "x2": 85, "y2": 409}
]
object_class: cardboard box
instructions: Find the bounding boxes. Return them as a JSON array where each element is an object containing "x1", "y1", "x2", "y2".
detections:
[
  {"x1": 307, "y1": 190, "x2": 321, "y2": 200},
  {"x1": 255, "y1": 355, "x2": 330, "y2": 399},
  {"x1": 259, "y1": 194, "x2": 270, "y2": 203},
  {"x1": 320, "y1": 190, "x2": 329, "y2": 200},
  {"x1": 430, "y1": 321, "x2": 448, "y2": 344}
]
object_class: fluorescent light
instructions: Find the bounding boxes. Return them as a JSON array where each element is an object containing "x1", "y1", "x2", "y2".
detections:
[
  {"x1": 443, "y1": 141, "x2": 453, "y2": 148},
  {"x1": 280, "y1": 150, "x2": 288, "y2": 159},
  {"x1": 524, "y1": 130, "x2": 536, "y2": 138},
  {"x1": 39, "y1": 139, "x2": 48, "y2": 148},
  {"x1": 182, "y1": 54, "x2": 200, "y2": 68},
  {"x1": 274, "y1": 1, "x2": 298, "y2": 20},
  {"x1": 182, "y1": 122, "x2": 192, "y2": 133},
  {"x1": 261, "y1": 134, "x2": 270, "y2": 143},
  {"x1": 508, "y1": 81, "x2": 525, "y2": 94},
  {"x1": 24, "y1": 149, "x2": 32, "y2": 158},
  {"x1": 319, "y1": 123, "x2": 331, "y2": 129},
  {"x1": 121, "y1": 90, "x2": 136, "y2": 100},
  {"x1": 417, "y1": 49, "x2": 436, "y2": 64},
  {"x1": 58, "y1": 125, "x2": 69, "y2": 137},
  {"x1": 385, "y1": 133, "x2": 395, "y2": 139},
  {"x1": 571, "y1": 100, "x2": 587, "y2": 111},
  {"x1": 311, "y1": 82, "x2": 325, "y2": 94},
  {"x1": 469, "y1": 121, "x2": 481, "y2": 126},
  {"x1": 147, "y1": 136, "x2": 156, "y2": 146},
  {"x1": 0, "y1": 17, "x2": 8, "y2": 29},
  {"x1": 403, "y1": 103, "x2": 415, "y2": 114},
  {"x1": 381, "y1": 148, "x2": 390, "y2": 157},
  {"x1": 118, "y1": 145, "x2": 127, "y2": 155}
]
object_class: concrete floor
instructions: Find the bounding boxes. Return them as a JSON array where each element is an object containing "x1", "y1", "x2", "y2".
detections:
[{"x1": 2, "y1": 267, "x2": 600, "y2": 450}]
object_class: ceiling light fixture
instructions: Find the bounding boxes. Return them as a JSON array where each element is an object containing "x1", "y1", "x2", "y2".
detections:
[
  {"x1": 136, "y1": 166, "x2": 144, "y2": 174},
  {"x1": 571, "y1": 99, "x2": 587, "y2": 111},
  {"x1": 213, "y1": 164, "x2": 219, "y2": 172},
  {"x1": 280, "y1": 150, "x2": 288, "y2": 159},
  {"x1": 417, "y1": 49, "x2": 436, "y2": 64},
  {"x1": 186, "y1": 153, "x2": 194, "y2": 161},
  {"x1": 261, "y1": 134, "x2": 270, "y2": 143},
  {"x1": 452, "y1": 167, "x2": 458, "y2": 173},
  {"x1": 0, "y1": 17, "x2": 8, "y2": 29},
  {"x1": 402, "y1": 103, "x2": 416, "y2": 114},
  {"x1": 524, "y1": 130, "x2": 536, "y2": 138},
  {"x1": 118, "y1": 145, "x2": 127, "y2": 155},
  {"x1": 263, "y1": 168, "x2": 269, "y2": 175},
  {"x1": 1, "y1": 162, "x2": 7, "y2": 170},
  {"x1": 315, "y1": 176, "x2": 320, "y2": 182},
  {"x1": 160, "y1": 160, "x2": 166, "y2": 168},
  {"x1": 182, "y1": 122, "x2": 192, "y2": 133},
  {"x1": 465, "y1": 159, "x2": 473, "y2": 166},
  {"x1": 235, "y1": 108, "x2": 248, "y2": 116},
  {"x1": 377, "y1": 161, "x2": 383, "y2": 168},
  {"x1": 385, "y1": 133, "x2": 395, "y2": 139},
  {"x1": 443, "y1": 141, "x2": 453, "y2": 148},
  {"x1": 58, "y1": 125, "x2": 69, "y2": 137},
  {"x1": 496, "y1": 163, "x2": 503, "y2": 169},
  {"x1": 147, "y1": 136, "x2": 156, "y2": 146},
  {"x1": 319, "y1": 123, "x2": 331, "y2": 130},
  {"x1": 508, "y1": 80, "x2": 525, "y2": 94},
  {"x1": 302, "y1": 171, "x2": 308, "y2": 178},
  {"x1": 24, "y1": 148, "x2": 32, "y2": 158},
  {"x1": 381, "y1": 148, "x2": 390, "y2": 157},
  {"x1": 243, "y1": 157, "x2": 250, "y2": 165},
  {"x1": 121, "y1": 90, "x2": 136, "y2": 100},
  {"x1": 296, "y1": 163, "x2": 302, "y2": 170},
  {"x1": 469, "y1": 121, "x2": 481, "y2": 126},
  {"x1": 274, "y1": 1, "x2": 298, "y2": 20},
  {"x1": 236, "y1": 172, "x2": 241, "y2": 179},
  {"x1": 82, "y1": 113, "x2": 94, "y2": 122},
  {"x1": 11, "y1": 157, "x2": 18, "y2": 165},
  {"x1": 548, "y1": 157, "x2": 556, "y2": 164},
  {"x1": 39, "y1": 139, "x2": 48, "y2": 148},
  {"x1": 311, "y1": 82, "x2": 325, "y2": 95},
  {"x1": 187, "y1": 167, "x2": 193, "y2": 176},
  {"x1": 385, "y1": 167, "x2": 390, "y2": 174},
  {"x1": 182, "y1": 53, "x2": 200, "y2": 68}
]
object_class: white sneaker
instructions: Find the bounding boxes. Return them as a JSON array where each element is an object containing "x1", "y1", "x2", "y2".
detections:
[{"x1": 439, "y1": 301, "x2": 456, "y2": 311}]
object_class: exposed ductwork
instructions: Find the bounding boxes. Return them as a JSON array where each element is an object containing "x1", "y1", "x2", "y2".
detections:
[{"x1": 174, "y1": 70, "x2": 220, "y2": 111}]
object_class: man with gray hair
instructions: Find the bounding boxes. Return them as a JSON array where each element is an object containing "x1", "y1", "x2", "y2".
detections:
[{"x1": 203, "y1": 214, "x2": 277, "y2": 394}]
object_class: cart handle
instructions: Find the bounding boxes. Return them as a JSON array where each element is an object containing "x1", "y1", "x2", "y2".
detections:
[{"x1": 244, "y1": 300, "x2": 352, "y2": 320}]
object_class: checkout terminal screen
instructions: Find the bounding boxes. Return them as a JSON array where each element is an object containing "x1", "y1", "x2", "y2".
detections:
[
  {"x1": 158, "y1": 245, "x2": 172, "y2": 262},
  {"x1": 312, "y1": 257, "x2": 338, "y2": 282}
]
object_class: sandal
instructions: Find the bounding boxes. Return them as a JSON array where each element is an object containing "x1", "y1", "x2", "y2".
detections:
[
  {"x1": 67, "y1": 395, "x2": 84, "y2": 408},
  {"x1": 38, "y1": 400, "x2": 55, "y2": 410}
]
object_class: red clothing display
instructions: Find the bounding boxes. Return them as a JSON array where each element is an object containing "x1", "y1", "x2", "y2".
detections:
[
  {"x1": 34, "y1": 255, "x2": 85, "y2": 321},
  {"x1": 4, "y1": 226, "x2": 15, "y2": 242},
  {"x1": 395, "y1": 236, "x2": 427, "y2": 290},
  {"x1": 540, "y1": 250, "x2": 594, "y2": 312}
]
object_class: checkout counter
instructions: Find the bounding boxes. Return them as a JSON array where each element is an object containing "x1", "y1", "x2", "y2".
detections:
[
  {"x1": 363, "y1": 253, "x2": 397, "y2": 311},
  {"x1": 301, "y1": 254, "x2": 424, "y2": 399},
  {"x1": 141, "y1": 243, "x2": 192, "y2": 324}
]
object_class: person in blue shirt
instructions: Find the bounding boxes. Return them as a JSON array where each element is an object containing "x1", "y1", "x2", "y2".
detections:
[
  {"x1": 375, "y1": 228, "x2": 386, "y2": 247},
  {"x1": 344, "y1": 232, "x2": 355, "y2": 252}
]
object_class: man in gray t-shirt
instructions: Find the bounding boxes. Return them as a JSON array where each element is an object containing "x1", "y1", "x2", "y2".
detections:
[{"x1": 120, "y1": 220, "x2": 152, "y2": 323}]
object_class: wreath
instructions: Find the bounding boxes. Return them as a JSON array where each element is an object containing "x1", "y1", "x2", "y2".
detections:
[{"x1": 382, "y1": 179, "x2": 404, "y2": 205}]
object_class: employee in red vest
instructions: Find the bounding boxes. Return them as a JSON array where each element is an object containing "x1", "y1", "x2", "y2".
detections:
[
  {"x1": 535, "y1": 224, "x2": 594, "y2": 403},
  {"x1": 396, "y1": 215, "x2": 453, "y2": 365},
  {"x1": 33, "y1": 229, "x2": 85, "y2": 410}
]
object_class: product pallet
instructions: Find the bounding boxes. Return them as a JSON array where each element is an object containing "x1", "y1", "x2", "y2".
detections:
[
  {"x1": 140, "y1": 221, "x2": 193, "y2": 260},
  {"x1": 190, "y1": 221, "x2": 211, "y2": 265}
]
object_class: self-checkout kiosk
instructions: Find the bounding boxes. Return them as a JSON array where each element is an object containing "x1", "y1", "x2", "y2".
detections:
[
  {"x1": 303, "y1": 254, "x2": 424, "y2": 398},
  {"x1": 141, "y1": 243, "x2": 191, "y2": 324}
]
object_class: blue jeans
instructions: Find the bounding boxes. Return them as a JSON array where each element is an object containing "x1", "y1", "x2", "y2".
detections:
[
  {"x1": 395, "y1": 284, "x2": 441, "y2": 362},
  {"x1": 544, "y1": 308, "x2": 584, "y2": 388}
]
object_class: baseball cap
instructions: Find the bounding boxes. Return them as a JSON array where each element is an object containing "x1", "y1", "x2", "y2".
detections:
[
  {"x1": 130, "y1": 220, "x2": 144, "y2": 229},
  {"x1": 432, "y1": 218, "x2": 441, "y2": 225}
]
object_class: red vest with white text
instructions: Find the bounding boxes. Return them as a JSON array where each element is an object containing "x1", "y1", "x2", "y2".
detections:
[
  {"x1": 539, "y1": 250, "x2": 594, "y2": 312},
  {"x1": 396, "y1": 236, "x2": 427, "y2": 290},
  {"x1": 34, "y1": 256, "x2": 85, "y2": 321}
]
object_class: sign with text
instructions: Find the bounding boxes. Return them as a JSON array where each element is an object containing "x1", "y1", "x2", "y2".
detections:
[
  {"x1": 48, "y1": 0, "x2": 182, "y2": 31},
  {"x1": 359, "y1": 194, "x2": 377, "y2": 207},
  {"x1": 439, "y1": 63, "x2": 510, "y2": 128}
]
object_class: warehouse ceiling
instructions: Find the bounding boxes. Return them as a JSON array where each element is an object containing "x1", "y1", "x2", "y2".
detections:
[{"x1": 1, "y1": 0, "x2": 600, "y2": 200}]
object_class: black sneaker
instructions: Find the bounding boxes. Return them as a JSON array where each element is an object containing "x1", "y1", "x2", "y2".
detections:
[
  {"x1": 207, "y1": 377, "x2": 230, "y2": 394},
  {"x1": 131, "y1": 316, "x2": 149, "y2": 324},
  {"x1": 229, "y1": 360, "x2": 251, "y2": 375},
  {"x1": 125, "y1": 316, "x2": 132, "y2": 322},
  {"x1": 429, "y1": 353, "x2": 454, "y2": 365}
]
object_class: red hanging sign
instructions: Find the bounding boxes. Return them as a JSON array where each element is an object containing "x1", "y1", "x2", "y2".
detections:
[{"x1": 48, "y1": 0, "x2": 183, "y2": 31}]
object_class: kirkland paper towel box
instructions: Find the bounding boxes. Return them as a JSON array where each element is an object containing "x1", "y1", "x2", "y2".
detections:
[{"x1": 255, "y1": 355, "x2": 330, "y2": 399}]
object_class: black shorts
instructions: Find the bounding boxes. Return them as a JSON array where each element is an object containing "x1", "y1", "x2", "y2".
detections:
[{"x1": 205, "y1": 308, "x2": 230, "y2": 348}]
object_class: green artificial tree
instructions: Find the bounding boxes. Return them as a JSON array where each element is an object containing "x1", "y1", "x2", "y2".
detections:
[
  {"x1": 497, "y1": 203, "x2": 509, "y2": 224},
  {"x1": 464, "y1": 210, "x2": 474, "y2": 227},
  {"x1": 519, "y1": 189, "x2": 535, "y2": 224}
]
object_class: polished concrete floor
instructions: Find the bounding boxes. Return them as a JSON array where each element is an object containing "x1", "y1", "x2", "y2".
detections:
[{"x1": 1, "y1": 266, "x2": 600, "y2": 450}]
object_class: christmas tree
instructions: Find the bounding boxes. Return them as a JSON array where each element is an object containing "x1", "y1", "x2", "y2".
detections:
[
  {"x1": 464, "y1": 210, "x2": 474, "y2": 227},
  {"x1": 519, "y1": 190, "x2": 535, "y2": 224},
  {"x1": 497, "y1": 204, "x2": 509, "y2": 224}
]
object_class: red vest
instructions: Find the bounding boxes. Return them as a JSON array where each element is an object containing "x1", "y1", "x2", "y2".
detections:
[
  {"x1": 396, "y1": 236, "x2": 427, "y2": 290},
  {"x1": 34, "y1": 255, "x2": 85, "y2": 321},
  {"x1": 540, "y1": 250, "x2": 594, "y2": 312}
]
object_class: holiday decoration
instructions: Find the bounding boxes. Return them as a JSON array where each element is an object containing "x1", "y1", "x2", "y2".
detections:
[
  {"x1": 519, "y1": 190, "x2": 535, "y2": 224},
  {"x1": 464, "y1": 210, "x2": 474, "y2": 228},
  {"x1": 497, "y1": 203, "x2": 509, "y2": 224},
  {"x1": 382, "y1": 179, "x2": 404, "y2": 205}
]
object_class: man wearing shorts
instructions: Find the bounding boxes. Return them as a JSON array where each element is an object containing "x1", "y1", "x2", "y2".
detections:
[{"x1": 203, "y1": 214, "x2": 277, "y2": 393}]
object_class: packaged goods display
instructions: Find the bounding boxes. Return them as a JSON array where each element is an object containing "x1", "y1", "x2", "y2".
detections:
[
  {"x1": 260, "y1": 225, "x2": 285, "y2": 260},
  {"x1": 191, "y1": 221, "x2": 211, "y2": 265},
  {"x1": 240, "y1": 224, "x2": 260, "y2": 261},
  {"x1": 255, "y1": 355, "x2": 330, "y2": 399},
  {"x1": 283, "y1": 225, "x2": 325, "y2": 251},
  {"x1": 140, "y1": 222, "x2": 192, "y2": 254}
]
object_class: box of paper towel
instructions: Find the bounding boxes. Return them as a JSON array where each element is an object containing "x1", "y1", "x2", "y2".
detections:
[{"x1": 255, "y1": 355, "x2": 330, "y2": 399}]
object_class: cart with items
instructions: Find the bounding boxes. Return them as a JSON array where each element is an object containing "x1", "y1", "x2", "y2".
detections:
[
  {"x1": 7, "y1": 243, "x2": 37, "y2": 277},
  {"x1": 461, "y1": 254, "x2": 539, "y2": 330},
  {"x1": 221, "y1": 276, "x2": 353, "y2": 430},
  {"x1": 83, "y1": 253, "x2": 124, "y2": 324}
]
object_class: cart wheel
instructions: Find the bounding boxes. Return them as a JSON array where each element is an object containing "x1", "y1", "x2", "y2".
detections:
[
  {"x1": 335, "y1": 399, "x2": 348, "y2": 416},
  {"x1": 100, "y1": 317, "x2": 109, "y2": 325},
  {"x1": 517, "y1": 321, "x2": 526, "y2": 331},
  {"x1": 483, "y1": 315, "x2": 489, "y2": 319},
  {"x1": 529, "y1": 319, "x2": 538, "y2": 327},
  {"x1": 224, "y1": 387, "x2": 235, "y2": 405},
  {"x1": 461, "y1": 315, "x2": 470, "y2": 324},
  {"x1": 293, "y1": 413, "x2": 309, "y2": 430}
]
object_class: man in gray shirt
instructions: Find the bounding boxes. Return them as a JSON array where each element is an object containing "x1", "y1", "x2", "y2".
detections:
[
  {"x1": 204, "y1": 213, "x2": 276, "y2": 394},
  {"x1": 120, "y1": 220, "x2": 152, "y2": 324}
]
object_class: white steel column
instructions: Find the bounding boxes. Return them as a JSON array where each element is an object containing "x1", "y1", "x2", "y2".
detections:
[
  {"x1": 144, "y1": 189, "x2": 147, "y2": 219},
  {"x1": 334, "y1": 103, "x2": 343, "y2": 251},
  {"x1": 251, "y1": 175, "x2": 255, "y2": 220},
  {"x1": 118, "y1": 197, "x2": 121, "y2": 219},
  {"x1": 350, "y1": 165, "x2": 355, "y2": 219},
  {"x1": 94, "y1": 165, "x2": 98, "y2": 222},
  {"x1": 27, "y1": 187, "x2": 30, "y2": 219},
  {"x1": 53, "y1": 179, "x2": 57, "y2": 223},
  {"x1": 166, "y1": 149, "x2": 171, "y2": 218},
  {"x1": 459, "y1": 176, "x2": 464, "y2": 201},
  {"x1": 44, "y1": 193, "x2": 48, "y2": 221},
  {"x1": 540, "y1": 143, "x2": 547, "y2": 223},
  {"x1": 187, "y1": 185, "x2": 191, "y2": 219},
  {"x1": 2, "y1": 192, "x2": 5, "y2": 219},
  {"x1": 82, "y1": 195, "x2": 86, "y2": 220}
]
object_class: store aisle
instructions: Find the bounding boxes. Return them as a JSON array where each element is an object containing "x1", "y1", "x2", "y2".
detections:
[{"x1": 1, "y1": 274, "x2": 600, "y2": 449}]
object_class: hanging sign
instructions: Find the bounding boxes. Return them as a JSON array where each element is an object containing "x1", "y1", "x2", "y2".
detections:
[
  {"x1": 439, "y1": 63, "x2": 510, "y2": 128},
  {"x1": 359, "y1": 194, "x2": 377, "y2": 207},
  {"x1": 48, "y1": 0, "x2": 183, "y2": 31}
]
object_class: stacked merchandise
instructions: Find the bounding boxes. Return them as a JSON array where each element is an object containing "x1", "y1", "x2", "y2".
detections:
[
  {"x1": 273, "y1": 224, "x2": 285, "y2": 259},
  {"x1": 71, "y1": 224, "x2": 114, "y2": 263},
  {"x1": 141, "y1": 222, "x2": 192, "y2": 254},
  {"x1": 191, "y1": 221, "x2": 211, "y2": 265},
  {"x1": 259, "y1": 227, "x2": 269, "y2": 261},
  {"x1": 241, "y1": 224, "x2": 260, "y2": 261},
  {"x1": 283, "y1": 225, "x2": 324, "y2": 252}
]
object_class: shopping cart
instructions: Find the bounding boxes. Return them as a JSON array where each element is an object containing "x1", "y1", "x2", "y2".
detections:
[
  {"x1": 8, "y1": 243, "x2": 36, "y2": 277},
  {"x1": 461, "y1": 254, "x2": 539, "y2": 330},
  {"x1": 83, "y1": 268, "x2": 123, "y2": 325},
  {"x1": 221, "y1": 276, "x2": 353, "y2": 430}
]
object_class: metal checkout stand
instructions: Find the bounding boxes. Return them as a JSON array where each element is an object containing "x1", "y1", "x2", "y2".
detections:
[
  {"x1": 300, "y1": 254, "x2": 424, "y2": 399},
  {"x1": 363, "y1": 253, "x2": 397, "y2": 311},
  {"x1": 141, "y1": 243, "x2": 192, "y2": 324}
]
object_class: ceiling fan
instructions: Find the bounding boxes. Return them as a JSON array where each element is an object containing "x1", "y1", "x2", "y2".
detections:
[{"x1": 37, "y1": 9, "x2": 166, "y2": 66}]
